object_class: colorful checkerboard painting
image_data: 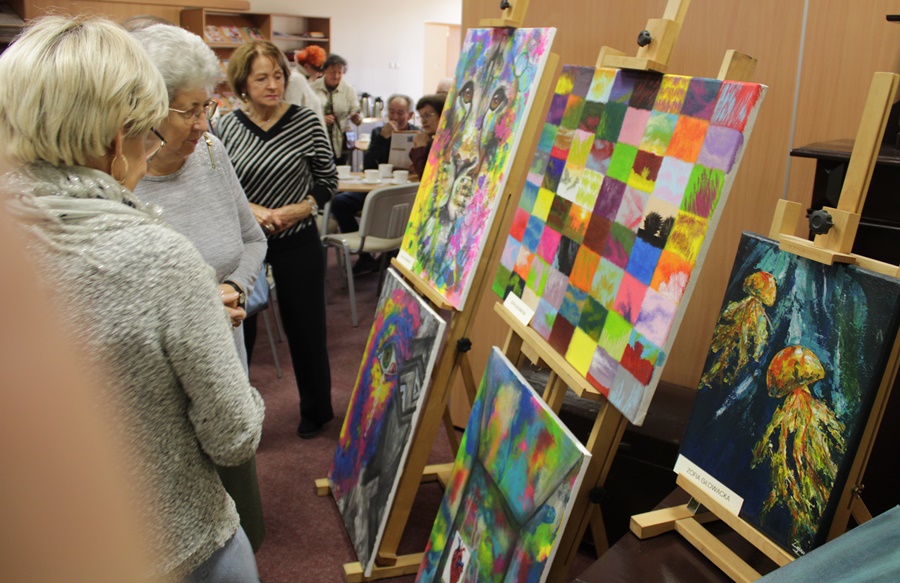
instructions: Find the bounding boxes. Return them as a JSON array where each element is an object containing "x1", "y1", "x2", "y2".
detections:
[{"x1": 493, "y1": 66, "x2": 766, "y2": 425}]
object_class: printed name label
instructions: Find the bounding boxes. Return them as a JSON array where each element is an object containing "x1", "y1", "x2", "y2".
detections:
[
  {"x1": 396, "y1": 250, "x2": 415, "y2": 270},
  {"x1": 674, "y1": 454, "x2": 743, "y2": 516},
  {"x1": 504, "y1": 293, "x2": 535, "y2": 327}
]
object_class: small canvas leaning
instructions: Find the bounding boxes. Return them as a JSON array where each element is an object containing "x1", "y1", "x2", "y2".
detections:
[
  {"x1": 417, "y1": 347, "x2": 590, "y2": 583},
  {"x1": 329, "y1": 268, "x2": 446, "y2": 576},
  {"x1": 493, "y1": 64, "x2": 767, "y2": 425},
  {"x1": 678, "y1": 232, "x2": 900, "y2": 557}
]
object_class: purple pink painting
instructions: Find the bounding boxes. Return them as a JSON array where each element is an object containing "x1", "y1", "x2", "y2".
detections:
[
  {"x1": 493, "y1": 65, "x2": 766, "y2": 424},
  {"x1": 398, "y1": 27, "x2": 556, "y2": 311},
  {"x1": 329, "y1": 269, "x2": 446, "y2": 576},
  {"x1": 417, "y1": 347, "x2": 590, "y2": 582}
]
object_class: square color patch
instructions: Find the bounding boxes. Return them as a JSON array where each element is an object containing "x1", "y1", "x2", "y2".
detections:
[
  {"x1": 710, "y1": 82, "x2": 763, "y2": 131},
  {"x1": 590, "y1": 257, "x2": 625, "y2": 309},
  {"x1": 498, "y1": 234, "x2": 521, "y2": 271},
  {"x1": 542, "y1": 265, "x2": 569, "y2": 310},
  {"x1": 569, "y1": 245, "x2": 601, "y2": 293},
  {"x1": 493, "y1": 263, "x2": 515, "y2": 298},
  {"x1": 557, "y1": 166, "x2": 583, "y2": 204},
  {"x1": 519, "y1": 181, "x2": 540, "y2": 213},
  {"x1": 533, "y1": 187, "x2": 556, "y2": 222},
  {"x1": 525, "y1": 255, "x2": 552, "y2": 297},
  {"x1": 538, "y1": 123, "x2": 559, "y2": 152},
  {"x1": 652, "y1": 75, "x2": 690, "y2": 114},
  {"x1": 608, "y1": 70, "x2": 638, "y2": 103},
  {"x1": 606, "y1": 143, "x2": 639, "y2": 184},
  {"x1": 639, "y1": 111, "x2": 678, "y2": 156},
  {"x1": 521, "y1": 214, "x2": 545, "y2": 252},
  {"x1": 621, "y1": 330, "x2": 662, "y2": 385},
  {"x1": 615, "y1": 186, "x2": 650, "y2": 231},
  {"x1": 666, "y1": 116, "x2": 709, "y2": 164},
  {"x1": 651, "y1": 156, "x2": 693, "y2": 206},
  {"x1": 583, "y1": 215, "x2": 613, "y2": 255},
  {"x1": 617, "y1": 107, "x2": 652, "y2": 147},
  {"x1": 568, "y1": 129, "x2": 595, "y2": 170},
  {"x1": 536, "y1": 225, "x2": 562, "y2": 264},
  {"x1": 528, "y1": 150, "x2": 550, "y2": 186},
  {"x1": 586, "y1": 138, "x2": 616, "y2": 174},
  {"x1": 566, "y1": 326, "x2": 598, "y2": 376},
  {"x1": 637, "y1": 196, "x2": 680, "y2": 250},
  {"x1": 561, "y1": 94, "x2": 587, "y2": 130},
  {"x1": 681, "y1": 165, "x2": 725, "y2": 219},
  {"x1": 650, "y1": 249, "x2": 693, "y2": 303},
  {"x1": 512, "y1": 244, "x2": 533, "y2": 281},
  {"x1": 533, "y1": 298, "x2": 557, "y2": 340},
  {"x1": 564, "y1": 202, "x2": 592, "y2": 243},
  {"x1": 578, "y1": 295, "x2": 608, "y2": 342},
  {"x1": 580, "y1": 100, "x2": 605, "y2": 134},
  {"x1": 575, "y1": 169, "x2": 604, "y2": 210},
  {"x1": 548, "y1": 314, "x2": 576, "y2": 355},
  {"x1": 597, "y1": 310, "x2": 633, "y2": 361},
  {"x1": 547, "y1": 196, "x2": 572, "y2": 232},
  {"x1": 628, "y1": 73, "x2": 663, "y2": 110},
  {"x1": 546, "y1": 92, "x2": 569, "y2": 126},
  {"x1": 682, "y1": 77, "x2": 722, "y2": 120},
  {"x1": 587, "y1": 347, "x2": 618, "y2": 394},
  {"x1": 597, "y1": 101, "x2": 627, "y2": 142},
  {"x1": 625, "y1": 238, "x2": 663, "y2": 285},
  {"x1": 602, "y1": 222, "x2": 637, "y2": 270},
  {"x1": 558, "y1": 284, "x2": 588, "y2": 325},
  {"x1": 629, "y1": 150, "x2": 664, "y2": 193},
  {"x1": 551, "y1": 126, "x2": 574, "y2": 160},
  {"x1": 554, "y1": 236, "x2": 581, "y2": 276},
  {"x1": 613, "y1": 272, "x2": 649, "y2": 324},
  {"x1": 543, "y1": 156, "x2": 566, "y2": 193},
  {"x1": 593, "y1": 177, "x2": 626, "y2": 221},
  {"x1": 634, "y1": 287, "x2": 678, "y2": 347},
  {"x1": 664, "y1": 211, "x2": 709, "y2": 265},
  {"x1": 587, "y1": 68, "x2": 616, "y2": 103},
  {"x1": 509, "y1": 208, "x2": 531, "y2": 241},
  {"x1": 697, "y1": 125, "x2": 744, "y2": 173}
]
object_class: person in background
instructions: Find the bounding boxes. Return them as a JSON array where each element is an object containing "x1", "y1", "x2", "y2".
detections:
[
  {"x1": 130, "y1": 23, "x2": 268, "y2": 554},
  {"x1": 119, "y1": 13, "x2": 173, "y2": 31},
  {"x1": 0, "y1": 16, "x2": 264, "y2": 582},
  {"x1": 362, "y1": 94, "x2": 418, "y2": 170},
  {"x1": 285, "y1": 45, "x2": 326, "y2": 130},
  {"x1": 435, "y1": 76, "x2": 454, "y2": 95},
  {"x1": 409, "y1": 93, "x2": 447, "y2": 178},
  {"x1": 218, "y1": 41, "x2": 337, "y2": 439},
  {"x1": 311, "y1": 53, "x2": 362, "y2": 164}
]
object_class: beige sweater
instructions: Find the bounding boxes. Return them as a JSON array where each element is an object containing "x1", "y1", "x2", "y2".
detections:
[{"x1": 6, "y1": 164, "x2": 265, "y2": 581}]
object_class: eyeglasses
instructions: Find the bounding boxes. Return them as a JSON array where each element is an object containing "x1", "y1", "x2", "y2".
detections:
[
  {"x1": 144, "y1": 127, "x2": 166, "y2": 161},
  {"x1": 420, "y1": 112, "x2": 439, "y2": 119},
  {"x1": 168, "y1": 99, "x2": 218, "y2": 125}
]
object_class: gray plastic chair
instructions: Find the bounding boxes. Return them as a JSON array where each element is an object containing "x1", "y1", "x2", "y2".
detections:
[{"x1": 322, "y1": 182, "x2": 418, "y2": 326}]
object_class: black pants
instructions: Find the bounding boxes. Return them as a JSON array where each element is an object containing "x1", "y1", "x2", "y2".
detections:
[
  {"x1": 331, "y1": 190, "x2": 368, "y2": 233},
  {"x1": 245, "y1": 226, "x2": 333, "y2": 425}
]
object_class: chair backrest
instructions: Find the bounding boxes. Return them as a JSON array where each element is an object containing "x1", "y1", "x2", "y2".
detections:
[{"x1": 358, "y1": 182, "x2": 419, "y2": 242}]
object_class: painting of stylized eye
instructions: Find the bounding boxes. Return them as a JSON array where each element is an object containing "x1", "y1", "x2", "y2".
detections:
[
  {"x1": 460, "y1": 81, "x2": 474, "y2": 105},
  {"x1": 378, "y1": 342, "x2": 398, "y2": 377},
  {"x1": 490, "y1": 87, "x2": 508, "y2": 111}
]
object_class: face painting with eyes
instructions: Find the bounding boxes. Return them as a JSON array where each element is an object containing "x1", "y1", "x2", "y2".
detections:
[{"x1": 399, "y1": 27, "x2": 556, "y2": 309}]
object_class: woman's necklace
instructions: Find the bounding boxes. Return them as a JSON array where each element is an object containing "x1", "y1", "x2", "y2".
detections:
[{"x1": 247, "y1": 102, "x2": 285, "y2": 130}]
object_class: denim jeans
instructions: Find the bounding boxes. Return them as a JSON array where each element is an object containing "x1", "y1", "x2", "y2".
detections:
[{"x1": 182, "y1": 527, "x2": 259, "y2": 583}]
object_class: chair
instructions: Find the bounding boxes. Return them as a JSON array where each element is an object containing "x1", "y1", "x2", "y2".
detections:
[{"x1": 322, "y1": 182, "x2": 418, "y2": 326}]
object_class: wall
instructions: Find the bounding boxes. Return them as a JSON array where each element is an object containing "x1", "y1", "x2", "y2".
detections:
[
  {"x1": 252, "y1": 0, "x2": 461, "y2": 101},
  {"x1": 451, "y1": 0, "x2": 900, "y2": 417}
]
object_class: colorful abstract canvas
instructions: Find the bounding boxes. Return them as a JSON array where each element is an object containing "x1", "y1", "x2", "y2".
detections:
[
  {"x1": 416, "y1": 347, "x2": 590, "y2": 583},
  {"x1": 493, "y1": 65, "x2": 766, "y2": 424},
  {"x1": 329, "y1": 269, "x2": 446, "y2": 576},
  {"x1": 679, "y1": 232, "x2": 900, "y2": 556},
  {"x1": 398, "y1": 27, "x2": 556, "y2": 310}
]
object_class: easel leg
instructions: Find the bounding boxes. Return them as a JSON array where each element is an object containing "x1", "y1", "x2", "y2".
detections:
[
  {"x1": 588, "y1": 506, "x2": 609, "y2": 554},
  {"x1": 441, "y1": 408, "x2": 460, "y2": 456}
]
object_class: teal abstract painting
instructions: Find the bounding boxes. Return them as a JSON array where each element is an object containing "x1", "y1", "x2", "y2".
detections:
[{"x1": 416, "y1": 347, "x2": 590, "y2": 582}]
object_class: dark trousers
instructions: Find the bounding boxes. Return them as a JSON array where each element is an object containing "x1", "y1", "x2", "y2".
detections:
[
  {"x1": 244, "y1": 226, "x2": 333, "y2": 425},
  {"x1": 331, "y1": 190, "x2": 368, "y2": 233}
]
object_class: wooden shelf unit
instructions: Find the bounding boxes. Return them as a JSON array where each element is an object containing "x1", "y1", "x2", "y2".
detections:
[{"x1": 180, "y1": 9, "x2": 330, "y2": 55}]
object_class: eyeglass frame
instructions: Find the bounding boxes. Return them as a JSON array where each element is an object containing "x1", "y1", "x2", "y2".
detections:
[
  {"x1": 144, "y1": 127, "x2": 166, "y2": 161},
  {"x1": 168, "y1": 99, "x2": 218, "y2": 124}
]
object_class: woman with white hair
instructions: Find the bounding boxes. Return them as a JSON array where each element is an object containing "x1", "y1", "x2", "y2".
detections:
[
  {"x1": 0, "y1": 16, "x2": 264, "y2": 582},
  {"x1": 130, "y1": 23, "x2": 268, "y2": 554}
]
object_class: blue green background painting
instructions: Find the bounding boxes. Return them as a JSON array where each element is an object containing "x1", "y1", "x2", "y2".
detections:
[{"x1": 679, "y1": 232, "x2": 900, "y2": 556}]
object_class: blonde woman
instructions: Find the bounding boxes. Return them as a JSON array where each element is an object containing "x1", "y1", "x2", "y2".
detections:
[{"x1": 0, "y1": 16, "x2": 264, "y2": 582}]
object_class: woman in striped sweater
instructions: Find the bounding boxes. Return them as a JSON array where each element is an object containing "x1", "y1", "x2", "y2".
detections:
[{"x1": 217, "y1": 41, "x2": 338, "y2": 439}]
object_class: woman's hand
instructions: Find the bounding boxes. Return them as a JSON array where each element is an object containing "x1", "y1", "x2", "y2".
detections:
[
  {"x1": 270, "y1": 198, "x2": 316, "y2": 233},
  {"x1": 250, "y1": 202, "x2": 278, "y2": 235},
  {"x1": 219, "y1": 285, "x2": 246, "y2": 328},
  {"x1": 350, "y1": 112, "x2": 362, "y2": 126},
  {"x1": 412, "y1": 130, "x2": 430, "y2": 148},
  {"x1": 324, "y1": 114, "x2": 336, "y2": 126}
]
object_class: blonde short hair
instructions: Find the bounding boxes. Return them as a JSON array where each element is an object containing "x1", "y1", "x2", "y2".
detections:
[{"x1": 0, "y1": 15, "x2": 168, "y2": 167}]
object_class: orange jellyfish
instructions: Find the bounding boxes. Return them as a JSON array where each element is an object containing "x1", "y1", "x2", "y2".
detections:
[
  {"x1": 701, "y1": 271, "x2": 776, "y2": 388},
  {"x1": 752, "y1": 346, "x2": 844, "y2": 545}
]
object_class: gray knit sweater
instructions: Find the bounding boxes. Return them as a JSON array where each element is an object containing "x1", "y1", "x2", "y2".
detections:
[{"x1": 5, "y1": 164, "x2": 265, "y2": 581}]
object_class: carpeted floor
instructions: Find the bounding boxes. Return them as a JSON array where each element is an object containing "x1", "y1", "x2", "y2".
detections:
[{"x1": 248, "y1": 252, "x2": 599, "y2": 582}]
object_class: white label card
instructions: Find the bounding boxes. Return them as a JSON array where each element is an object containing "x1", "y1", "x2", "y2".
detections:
[
  {"x1": 503, "y1": 293, "x2": 535, "y2": 327},
  {"x1": 674, "y1": 454, "x2": 744, "y2": 516},
  {"x1": 396, "y1": 249, "x2": 415, "y2": 270}
]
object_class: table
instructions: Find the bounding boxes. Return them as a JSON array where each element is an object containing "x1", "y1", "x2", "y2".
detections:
[{"x1": 337, "y1": 172, "x2": 417, "y2": 193}]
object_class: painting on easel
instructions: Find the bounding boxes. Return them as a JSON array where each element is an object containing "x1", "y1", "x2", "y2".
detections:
[
  {"x1": 398, "y1": 26, "x2": 556, "y2": 311},
  {"x1": 417, "y1": 347, "x2": 590, "y2": 583},
  {"x1": 678, "y1": 232, "x2": 900, "y2": 556},
  {"x1": 493, "y1": 64, "x2": 767, "y2": 424},
  {"x1": 329, "y1": 269, "x2": 446, "y2": 576}
]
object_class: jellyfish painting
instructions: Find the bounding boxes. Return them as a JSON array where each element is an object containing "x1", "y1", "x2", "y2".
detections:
[
  {"x1": 752, "y1": 345, "x2": 845, "y2": 546},
  {"x1": 701, "y1": 271, "x2": 776, "y2": 387}
]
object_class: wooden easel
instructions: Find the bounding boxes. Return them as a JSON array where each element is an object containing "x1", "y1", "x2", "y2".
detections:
[
  {"x1": 314, "y1": 2, "x2": 562, "y2": 580},
  {"x1": 630, "y1": 72, "x2": 900, "y2": 583}
]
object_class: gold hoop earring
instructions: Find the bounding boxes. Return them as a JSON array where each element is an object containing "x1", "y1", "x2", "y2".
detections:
[{"x1": 110, "y1": 154, "x2": 129, "y2": 185}]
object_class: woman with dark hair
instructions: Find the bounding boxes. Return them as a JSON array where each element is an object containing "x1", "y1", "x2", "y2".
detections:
[
  {"x1": 311, "y1": 53, "x2": 362, "y2": 164},
  {"x1": 218, "y1": 41, "x2": 337, "y2": 439},
  {"x1": 409, "y1": 93, "x2": 447, "y2": 177}
]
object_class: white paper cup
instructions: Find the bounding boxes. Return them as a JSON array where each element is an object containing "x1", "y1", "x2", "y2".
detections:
[
  {"x1": 378, "y1": 163, "x2": 394, "y2": 178},
  {"x1": 393, "y1": 170, "x2": 409, "y2": 184},
  {"x1": 336, "y1": 165, "x2": 351, "y2": 179},
  {"x1": 364, "y1": 169, "x2": 380, "y2": 182}
]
